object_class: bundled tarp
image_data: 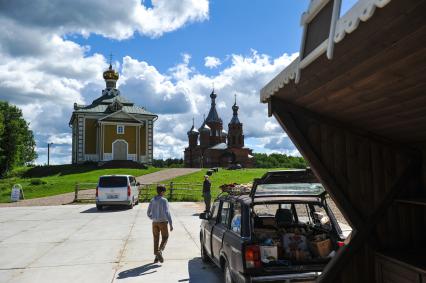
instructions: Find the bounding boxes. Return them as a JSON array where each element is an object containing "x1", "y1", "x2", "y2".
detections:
[{"x1": 220, "y1": 183, "x2": 252, "y2": 195}]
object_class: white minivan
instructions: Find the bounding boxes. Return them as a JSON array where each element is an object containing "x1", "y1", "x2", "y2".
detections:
[{"x1": 96, "y1": 175, "x2": 140, "y2": 210}]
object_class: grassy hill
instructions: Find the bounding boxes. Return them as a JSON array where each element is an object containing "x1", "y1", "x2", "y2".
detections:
[
  {"x1": 0, "y1": 164, "x2": 160, "y2": 203},
  {"x1": 140, "y1": 168, "x2": 286, "y2": 202}
]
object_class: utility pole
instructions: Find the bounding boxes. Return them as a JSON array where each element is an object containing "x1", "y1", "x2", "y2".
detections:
[{"x1": 47, "y1": 143, "x2": 53, "y2": 166}]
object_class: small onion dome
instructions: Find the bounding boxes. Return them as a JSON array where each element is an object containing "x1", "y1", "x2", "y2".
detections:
[
  {"x1": 210, "y1": 88, "x2": 217, "y2": 99},
  {"x1": 230, "y1": 95, "x2": 241, "y2": 124},
  {"x1": 232, "y1": 102, "x2": 239, "y2": 112},
  {"x1": 103, "y1": 64, "x2": 119, "y2": 81},
  {"x1": 198, "y1": 121, "x2": 210, "y2": 132},
  {"x1": 187, "y1": 125, "x2": 199, "y2": 136}
]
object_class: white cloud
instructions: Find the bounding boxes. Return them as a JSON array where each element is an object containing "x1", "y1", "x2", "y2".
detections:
[
  {"x1": 264, "y1": 121, "x2": 280, "y2": 132},
  {"x1": 0, "y1": 3, "x2": 299, "y2": 163},
  {"x1": 117, "y1": 50, "x2": 299, "y2": 159},
  {"x1": 0, "y1": 47, "x2": 299, "y2": 163},
  {"x1": 47, "y1": 133, "x2": 73, "y2": 145},
  {"x1": 0, "y1": 0, "x2": 209, "y2": 40},
  {"x1": 0, "y1": 0, "x2": 209, "y2": 164},
  {"x1": 204, "y1": 56, "x2": 221, "y2": 68},
  {"x1": 0, "y1": 36, "x2": 105, "y2": 137}
]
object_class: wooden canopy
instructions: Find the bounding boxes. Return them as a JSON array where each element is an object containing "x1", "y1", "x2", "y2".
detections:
[{"x1": 261, "y1": 0, "x2": 426, "y2": 282}]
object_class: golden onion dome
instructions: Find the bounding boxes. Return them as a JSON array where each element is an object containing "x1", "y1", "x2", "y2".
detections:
[{"x1": 103, "y1": 64, "x2": 119, "y2": 81}]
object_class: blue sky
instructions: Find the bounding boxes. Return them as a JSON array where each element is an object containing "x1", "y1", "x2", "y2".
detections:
[
  {"x1": 73, "y1": 1, "x2": 308, "y2": 74},
  {"x1": 0, "y1": 0, "x2": 358, "y2": 164}
]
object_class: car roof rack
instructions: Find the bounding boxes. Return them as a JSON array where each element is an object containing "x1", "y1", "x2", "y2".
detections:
[{"x1": 218, "y1": 183, "x2": 252, "y2": 197}]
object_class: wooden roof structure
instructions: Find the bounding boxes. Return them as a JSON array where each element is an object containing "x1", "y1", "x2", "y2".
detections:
[{"x1": 261, "y1": 0, "x2": 426, "y2": 282}]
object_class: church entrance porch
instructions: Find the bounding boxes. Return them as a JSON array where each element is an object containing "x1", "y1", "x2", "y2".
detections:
[{"x1": 112, "y1": 140, "x2": 128, "y2": 160}]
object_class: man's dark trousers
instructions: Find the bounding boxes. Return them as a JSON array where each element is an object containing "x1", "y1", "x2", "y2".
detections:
[
  {"x1": 203, "y1": 193, "x2": 211, "y2": 212},
  {"x1": 203, "y1": 179, "x2": 211, "y2": 212}
]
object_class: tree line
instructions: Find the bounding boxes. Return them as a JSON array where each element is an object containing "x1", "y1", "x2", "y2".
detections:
[
  {"x1": 153, "y1": 158, "x2": 184, "y2": 168},
  {"x1": 153, "y1": 153, "x2": 306, "y2": 169},
  {"x1": 0, "y1": 102, "x2": 37, "y2": 176},
  {"x1": 253, "y1": 153, "x2": 307, "y2": 169}
]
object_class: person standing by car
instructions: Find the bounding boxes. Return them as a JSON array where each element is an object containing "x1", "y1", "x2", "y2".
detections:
[
  {"x1": 147, "y1": 185, "x2": 173, "y2": 263},
  {"x1": 202, "y1": 175, "x2": 211, "y2": 212}
]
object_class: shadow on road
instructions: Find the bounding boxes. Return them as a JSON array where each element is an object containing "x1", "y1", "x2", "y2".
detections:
[
  {"x1": 185, "y1": 257, "x2": 222, "y2": 283},
  {"x1": 80, "y1": 206, "x2": 130, "y2": 213},
  {"x1": 116, "y1": 263, "x2": 161, "y2": 279}
]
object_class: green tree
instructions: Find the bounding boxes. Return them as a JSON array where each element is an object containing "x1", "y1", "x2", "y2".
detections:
[
  {"x1": 253, "y1": 152, "x2": 307, "y2": 169},
  {"x1": 153, "y1": 158, "x2": 184, "y2": 168},
  {"x1": 0, "y1": 110, "x2": 4, "y2": 145},
  {"x1": 0, "y1": 101, "x2": 37, "y2": 176}
]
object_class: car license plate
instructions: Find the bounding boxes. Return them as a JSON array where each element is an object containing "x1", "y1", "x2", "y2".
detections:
[{"x1": 107, "y1": 194, "x2": 119, "y2": 199}]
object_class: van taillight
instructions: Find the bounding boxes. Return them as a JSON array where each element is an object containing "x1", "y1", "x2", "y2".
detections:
[
  {"x1": 95, "y1": 187, "x2": 98, "y2": 197},
  {"x1": 245, "y1": 245, "x2": 261, "y2": 269},
  {"x1": 127, "y1": 185, "x2": 131, "y2": 197}
]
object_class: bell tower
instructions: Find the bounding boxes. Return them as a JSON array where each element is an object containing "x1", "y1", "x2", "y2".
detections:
[
  {"x1": 205, "y1": 89, "x2": 223, "y2": 146},
  {"x1": 187, "y1": 118, "x2": 199, "y2": 148},
  {"x1": 227, "y1": 94, "x2": 244, "y2": 148}
]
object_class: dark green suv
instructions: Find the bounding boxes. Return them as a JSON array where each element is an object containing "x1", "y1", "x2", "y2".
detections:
[{"x1": 199, "y1": 169, "x2": 347, "y2": 283}]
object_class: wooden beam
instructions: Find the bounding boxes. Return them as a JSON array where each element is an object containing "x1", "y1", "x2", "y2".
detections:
[
  {"x1": 271, "y1": 98, "x2": 418, "y2": 157},
  {"x1": 319, "y1": 158, "x2": 420, "y2": 282},
  {"x1": 271, "y1": 97, "x2": 364, "y2": 229},
  {"x1": 270, "y1": 97, "x2": 421, "y2": 282}
]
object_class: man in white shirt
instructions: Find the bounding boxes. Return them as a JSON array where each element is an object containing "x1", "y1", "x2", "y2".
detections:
[{"x1": 147, "y1": 185, "x2": 173, "y2": 263}]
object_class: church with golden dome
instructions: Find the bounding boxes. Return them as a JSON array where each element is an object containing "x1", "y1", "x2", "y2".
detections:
[{"x1": 69, "y1": 64, "x2": 157, "y2": 164}]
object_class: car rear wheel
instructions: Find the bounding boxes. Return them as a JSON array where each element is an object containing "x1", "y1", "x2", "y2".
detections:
[
  {"x1": 96, "y1": 204, "x2": 103, "y2": 211},
  {"x1": 224, "y1": 261, "x2": 234, "y2": 283},
  {"x1": 128, "y1": 201, "x2": 134, "y2": 209}
]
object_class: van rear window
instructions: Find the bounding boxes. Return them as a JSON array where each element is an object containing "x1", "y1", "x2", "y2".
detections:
[{"x1": 99, "y1": 177, "x2": 128, "y2": 187}]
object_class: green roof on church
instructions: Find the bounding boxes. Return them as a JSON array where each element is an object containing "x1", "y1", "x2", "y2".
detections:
[
  {"x1": 70, "y1": 64, "x2": 157, "y2": 125},
  {"x1": 73, "y1": 89, "x2": 155, "y2": 116},
  {"x1": 74, "y1": 104, "x2": 155, "y2": 115}
]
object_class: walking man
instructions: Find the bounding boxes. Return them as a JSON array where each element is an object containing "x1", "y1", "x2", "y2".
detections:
[
  {"x1": 147, "y1": 185, "x2": 173, "y2": 263},
  {"x1": 203, "y1": 175, "x2": 211, "y2": 212}
]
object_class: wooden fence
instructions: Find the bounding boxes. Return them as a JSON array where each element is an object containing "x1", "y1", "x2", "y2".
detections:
[
  {"x1": 139, "y1": 182, "x2": 203, "y2": 202},
  {"x1": 74, "y1": 182, "x2": 204, "y2": 202}
]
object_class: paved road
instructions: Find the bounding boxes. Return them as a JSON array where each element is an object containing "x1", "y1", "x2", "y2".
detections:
[
  {"x1": 0, "y1": 168, "x2": 201, "y2": 208},
  {"x1": 136, "y1": 168, "x2": 200, "y2": 184},
  {"x1": 0, "y1": 202, "x2": 222, "y2": 283}
]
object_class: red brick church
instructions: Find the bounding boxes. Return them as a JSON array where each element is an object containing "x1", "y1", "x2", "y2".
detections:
[{"x1": 184, "y1": 90, "x2": 253, "y2": 168}]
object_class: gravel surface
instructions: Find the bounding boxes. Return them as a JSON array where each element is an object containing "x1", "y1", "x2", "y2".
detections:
[
  {"x1": 0, "y1": 168, "x2": 201, "y2": 207},
  {"x1": 135, "y1": 168, "x2": 200, "y2": 184}
]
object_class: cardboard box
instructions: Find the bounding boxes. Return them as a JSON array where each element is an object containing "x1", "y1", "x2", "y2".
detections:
[
  {"x1": 310, "y1": 238, "x2": 332, "y2": 258},
  {"x1": 260, "y1": 245, "x2": 278, "y2": 262}
]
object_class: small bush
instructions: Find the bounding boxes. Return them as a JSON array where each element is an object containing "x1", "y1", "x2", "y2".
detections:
[
  {"x1": 4, "y1": 166, "x2": 32, "y2": 178},
  {"x1": 30, "y1": 178, "x2": 47, "y2": 185}
]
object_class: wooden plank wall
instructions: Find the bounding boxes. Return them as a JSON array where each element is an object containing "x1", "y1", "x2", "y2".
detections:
[{"x1": 271, "y1": 98, "x2": 424, "y2": 282}]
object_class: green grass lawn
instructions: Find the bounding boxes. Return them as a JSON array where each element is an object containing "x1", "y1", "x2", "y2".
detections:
[
  {"x1": 0, "y1": 165, "x2": 160, "y2": 203},
  {"x1": 140, "y1": 168, "x2": 287, "y2": 202}
]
